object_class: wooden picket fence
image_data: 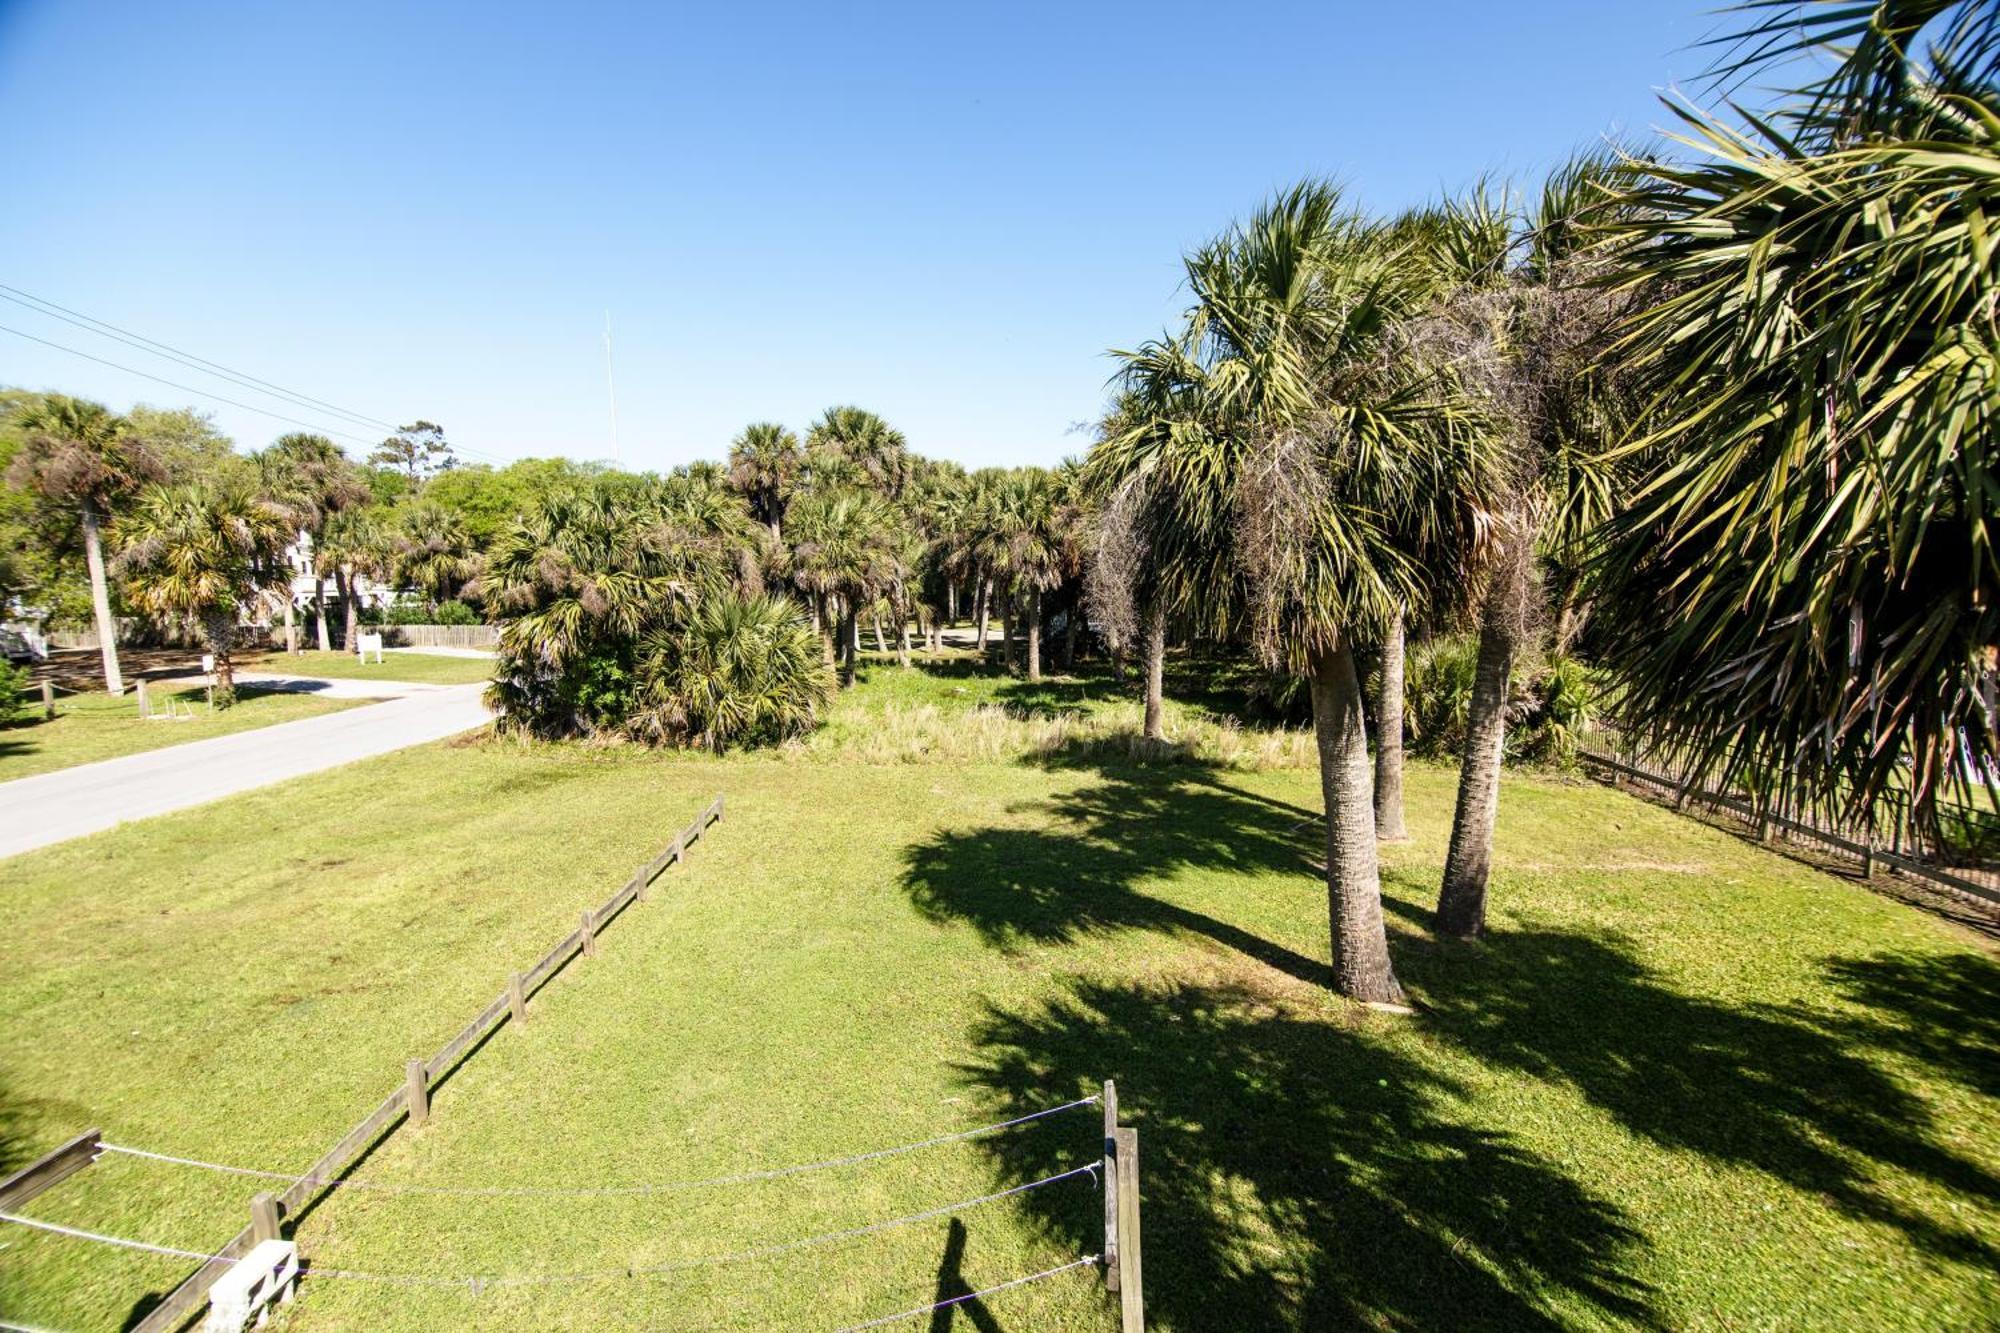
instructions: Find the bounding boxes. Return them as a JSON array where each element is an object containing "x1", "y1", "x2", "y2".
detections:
[{"x1": 115, "y1": 794, "x2": 725, "y2": 1332}]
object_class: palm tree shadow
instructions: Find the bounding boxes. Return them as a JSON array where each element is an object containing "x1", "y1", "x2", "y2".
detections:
[
  {"x1": 899, "y1": 747, "x2": 1333, "y2": 988},
  {"x1": 1389, "y1": 922, "x2": 2000, "y2": 1270},
  {"x1": 959, "y1": 976, "x2": 1659, "y2": 1331}
]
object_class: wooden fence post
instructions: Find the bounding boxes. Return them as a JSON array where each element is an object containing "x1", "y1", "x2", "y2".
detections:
[
  {"x1": 405, "y1": 1059, "x2": 429, "y2": 1126},
  {"x1": 580, "y1": 910, "x2": 598, "y2": 958},
  {"x1": 1102, "y1": 1080, "x2": 1120, "y2": 1294},
  {"x1": 0, "y1": 1128, "x2": 101, "y2": 1210},
  {"x1": 1114, "y1": 1125, "x2": 1144, "y2": 1332},
  {"x1": 250, "y1": 1192, "x2": 281, "y2": 1243},
  {"x1": 508, "y1": 971, "x2": 528, "y2": 1026},
  {"x1": 136, "y1": 677, "x2": 150, "y2": 719},
  {"x1": 40, "y1": 680, "x2": 54, "y2": 720}
]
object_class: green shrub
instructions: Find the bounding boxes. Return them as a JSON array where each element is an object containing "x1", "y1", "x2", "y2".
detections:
[
  {"x1": 431, "y1": 599, "x2": 480, "y2": 626},
  {"x1": 628, "y1": 592, "x2": 835, "y2": 752},
  {"x1": 1404, "y1": 635, "x2": 1480, "y2": 758},
  {"x1": 0, "y1": 661, "x2": 27, "y2": 725}
]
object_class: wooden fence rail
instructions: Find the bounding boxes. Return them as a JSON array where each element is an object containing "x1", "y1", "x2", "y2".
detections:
[
  {"x1": 129, "y1": 794, "x2": 725, "y2": 1333},
  {"x1": 1578, "y1": 748, "x2": 2000, "y2": 910}
]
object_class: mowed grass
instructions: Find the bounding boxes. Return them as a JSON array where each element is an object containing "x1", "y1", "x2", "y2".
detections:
[
  {"x1": 0, "y1": 685, "x2": 362, "y2": 782},
  {"x1": 0, "y1": 658, "x2": 1994, "y2": 1330},
  {"x1": 240, "y1": 649, "x2": 495, "y2": 685}
]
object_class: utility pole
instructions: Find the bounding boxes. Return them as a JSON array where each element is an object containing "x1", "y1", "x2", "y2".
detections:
[{"x1": 603, "y1": 311, "x2": 620, "y2": 465}]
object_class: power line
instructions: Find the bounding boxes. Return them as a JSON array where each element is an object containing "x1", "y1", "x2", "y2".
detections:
[
  {"x1": 0, "y1": 323, "x2": 379, "y2": 447},
  {"x1": 0, "y1": 286, "x2": 398, "y2": 432}
]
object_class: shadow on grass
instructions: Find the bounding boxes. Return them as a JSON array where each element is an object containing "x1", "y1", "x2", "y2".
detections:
[
  {"x1": 900, "y1": 751, "x2": 1331, "y2": 987},
  {"x1": 912, "y1": 750, "x2": 1999, "y2": 1320},
  {"x1": 961, "y1": 976, "x2": 1658, "y2": 1331},
  {"x1": 1387, "y1": 914, "x2": 2000, "y2": 1270}
]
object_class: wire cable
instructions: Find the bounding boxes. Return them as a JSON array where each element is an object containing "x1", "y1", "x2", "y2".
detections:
[
  {"x1": 0, "y1": 323, "x2": 378, "y2": 447},
  {"x1": 0, "y1": 1165, "x2": 1099, "y2": 1289},
  {"x1": 99, "y1": 1095, "x2": 1099, "y2": 1197},
  {"x1": 833, "y1": 1255, "x2": 1101, "y2": 1331},
  {"x1": 0, "y1": 287, "x2": 396, "y2": 433}
]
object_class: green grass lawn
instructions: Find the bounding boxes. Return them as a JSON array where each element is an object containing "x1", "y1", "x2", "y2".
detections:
[
  {"x1": 0, "y1": 658, "x2": 1993, "y2": 1329},
  {"x1": 240, "y1": 648, "x2": 495, "y2": 685},
  {"x1": 0, "y1": 685, "x2": 363, "y2": 783}
]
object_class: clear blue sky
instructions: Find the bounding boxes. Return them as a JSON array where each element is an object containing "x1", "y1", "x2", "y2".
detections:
[{"x1": 0, "y1": 1, "x2": 1718, "y2": 472}]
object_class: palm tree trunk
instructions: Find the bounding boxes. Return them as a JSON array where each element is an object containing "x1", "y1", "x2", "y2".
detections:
[
  {"x1": 816, "y1": 594, "x2": 836, "y2": 667},
  {"x1": 312, "y1": 575, "x2": 332, "y2": 651},
  {"x1": 79, "y1": 500, "x2": 125, "y2": 695},
  {"x1": 897, "y1": 611, "x2": 912, "y2": 667},
  {"x1": 872, "y1": 613, "x2": 886, "y2": 653},
  {"x1": 282, "y1": 590, "x2": 298, "y2": 654},
  {"x1": 1000, "y1": 596, "x2": 1016, "y2": 673},
  {"x1": 839, "y1": 605, "x2": 858, "y2": 687},
  {"x1": 202, "y1": 607, "x2": 237, "y2": 709},
  {"x1": 1026, "y1": 589, "x2": 1042, "y2": 682},
  {"x1": 1437, "y1": 577, "x2": 1521, "y2": 938},
  {"x1": 1309, "y1": 640, "x2": 1406, "y2": 1004},
  {"x1": 1141, "y1": 590, "x2": 1165, "y2": 740},
  {"x1": 947, "y1": 581, "x2": 958, "y2": 625},
  {"x1": 1062, "y1": 595, "x2": 1080, "y2": 669},
  {"x1": 1374, "y1": 609, "x2": 1409, "y2": 841},
  {"x1": 338, "y1": 567, "x2": 358, "y2": 651},
  {"x1": 975, "y1": 576, "x2": 991, "y2": 650}
]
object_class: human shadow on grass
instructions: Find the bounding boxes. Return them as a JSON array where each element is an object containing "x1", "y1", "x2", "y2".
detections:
[
  {"x1": 1386, "y1": 910, "x2": 2000, "y2": 1270},
  {"x1": 900, "y1": 751, "x2": 1332, "y2": 988},
  {"x1": 960, "y1": 976, "x2": 1658, "y2": 1331}
]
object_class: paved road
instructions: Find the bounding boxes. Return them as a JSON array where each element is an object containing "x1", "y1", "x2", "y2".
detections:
[{"x1": 0, "y1": 683, "x2": 492, "y2": 861}]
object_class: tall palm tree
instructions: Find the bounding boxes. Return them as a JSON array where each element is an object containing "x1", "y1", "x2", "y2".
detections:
[
  {"x1": 726, "y1": 422, "x2": 804, "y2": 541},
  {"x1": 114, "y1": 479, "x2": 292, "y2": 706},
  {"x1": 1094, "y1": 183, "x2": 1493, "y2": 1004},
  {"x1": 6, "y1": 396, "x2": 163, "y2": 693},
  {"x1": 785, "y1": 486, "x2": 894, "y2": 686},
  {"x1": 321, "y1": 507, "x2": 394, "y2": 649},
  {"x1": 1591, "y1": 0, "x2": 2000, "y2": 836},
  {"x1": 395, "y1": 500, "x2": 480, "y2": 612},
  {"x1": 983, "y1": 469, "x2": 1065, "y2": 681},
  {"x1": 258, "y1": 432, "x2": 367, "y2": 651},
  {"x1": 1421, "y1": 163, "x2": 1632, "y2": 938},
  {"x1": 806, "y1": 406, "x2": 911, "y2": 499}
]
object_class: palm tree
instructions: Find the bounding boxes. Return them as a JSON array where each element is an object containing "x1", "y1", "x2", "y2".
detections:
[
  {"x1": 114, "y1": 479, "x2": 292, "y2": 706},
  {"x1": 726, "y1": 422, "x2": 804, "y2": 540},
  {"x1": 1093, "y1": 183, "x2": 1492, "y2": 1004},
  {"x1": 806, "y1": 406, "x2": 911, "y2": 498},
  {"x1": 320, "y1": 507, "x2": 393, "y2": 649},
  {"x1": 258, "y1": 433, "x2": 367, "y2": 651},
  {"x1": 630, "y1": 591, "x2": 836, "y2": 750},
  {"x1": 784, "y1": 486, "x2": 894, "y2": 686},
  {"x1": 1419, "y1": 164, "x2": 1632, "y2": 938},
  {"x1": 482, "y1": 488, "x2": 697, "y2": 734},
  {"x1": 983, "y1": 469, "x2": 1065, "y2": 681},
  {"x1": 6, "y1": 396, "x2": 163, "y2": 693},
  {"x1": 395, "y1": 500, "x2": 480, "y2": 612},
  {"x1": 1590, "y1": 0, "x2": 2000, "y2": 837}
]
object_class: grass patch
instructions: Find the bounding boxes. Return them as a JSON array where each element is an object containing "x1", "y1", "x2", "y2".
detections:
[
  {"x1": 0, "y1": 660, "x2": 1993, "y2": 1329},
  {"x1": 239, "y1": 649, "x2": 495, "y2": 685},
  {"x1": 0, "y1": 686, "x2": 363, "y2": 783}
]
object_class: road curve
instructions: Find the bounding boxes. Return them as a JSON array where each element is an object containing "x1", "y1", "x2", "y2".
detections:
[{"x1": 0, "y1": 684, "x2": 492, "y2": 861}]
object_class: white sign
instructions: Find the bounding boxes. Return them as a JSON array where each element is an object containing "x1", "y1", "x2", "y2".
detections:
[
  {"x1": 356, "y1": 632, "x2": 385, "y2": 664},
  {"x1": 200, "y1": 653, "x2": 215, "y2": 674}
]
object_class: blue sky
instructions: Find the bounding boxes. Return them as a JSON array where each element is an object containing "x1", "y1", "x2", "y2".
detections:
[{"x1": 0, "y1": 1, "x2": 1719, "y2": 472}]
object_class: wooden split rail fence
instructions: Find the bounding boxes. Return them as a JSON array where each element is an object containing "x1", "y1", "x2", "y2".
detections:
[
  {"x1": 0, "y1": 794, "x2": 725, "y2": 1333},
  {"x1": 1578, "y1": 747, "x2": 2000, "y2": 910}
]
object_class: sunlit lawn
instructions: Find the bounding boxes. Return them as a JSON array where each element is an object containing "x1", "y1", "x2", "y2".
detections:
[
  {"x1": 239, "y1": 649, "x2": 495, "y2": 685},
  {"x1": 0, "y1": 658, "x2": 1993, "y2": 1329},
  {"x1": 0, "y1": 685, "x2": 362, "y2": 783}
]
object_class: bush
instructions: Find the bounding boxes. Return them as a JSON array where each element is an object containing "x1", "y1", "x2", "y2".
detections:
[
  {"x1": 0, "y1": 661, "x2": 27, "y2": 725},
  {"x1": 431, "y1": 599, "x2": 480, "y2": 626},
  {"x1": 1404, "y1": 635, "x2": 1480, "y2": 758},
  {"x1": 365, "y1": 600, "x2": 480, "y2": 627},
  {"x1": 628, "y1": 593, "x2": 835, "y2": 751},
  {"x1": 1402, "y1": 634, "x2": 1599, "y2": 768}
]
